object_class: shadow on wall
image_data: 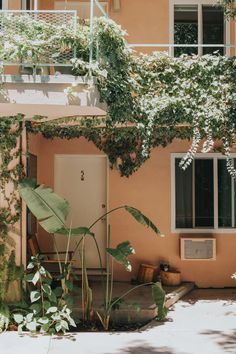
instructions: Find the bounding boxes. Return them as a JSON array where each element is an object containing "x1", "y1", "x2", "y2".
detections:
[{"x1": 201, "y1": 330, "x2": 236, "y2": 354}]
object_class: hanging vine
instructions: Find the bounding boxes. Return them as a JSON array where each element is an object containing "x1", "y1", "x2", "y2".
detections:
[
  {"x1": 0, "y1": 115, "x2": 24, "y2": 301},
  {"x1": 0, "y1": 14, "x2": 236, "y2": 180},
  {"x1": 218, "y1": 0, "x2": 236, "y2": 18}
]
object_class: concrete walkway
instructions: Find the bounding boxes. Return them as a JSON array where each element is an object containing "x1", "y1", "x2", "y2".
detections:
[{"x1": 1, "y1": 289, "x2": 236, "y2": 354}]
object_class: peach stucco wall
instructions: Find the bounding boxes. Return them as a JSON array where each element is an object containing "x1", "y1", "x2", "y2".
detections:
[
  {"x1": 7, "y1": 0, "x2": 236, "y2": 55},
  {"x1": 29, "y1": 134, "x2": 236, "y2": 288},
  {"x1": 37, "y1": 0, "x2": 169, "y2": 53},
  {"x1": 37, "y1": 0, "x2": 235, "y2": 55}
]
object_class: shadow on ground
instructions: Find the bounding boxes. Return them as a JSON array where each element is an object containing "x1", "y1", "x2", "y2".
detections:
[
  {"x1": 104, "y1": 340, "x2": 185, "y2": 354},
  {"x1": 201, "y1": 330, "x2": 236, "y2": 353}
]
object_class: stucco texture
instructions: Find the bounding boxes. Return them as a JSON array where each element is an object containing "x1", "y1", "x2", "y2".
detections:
[{"x1": 29, "y1": 134, "x2": 236, "y2": 288}]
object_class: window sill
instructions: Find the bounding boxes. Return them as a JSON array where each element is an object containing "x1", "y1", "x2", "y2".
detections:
[{"x1": 172, "y1": 228, "x2": 236, "y2": 234}]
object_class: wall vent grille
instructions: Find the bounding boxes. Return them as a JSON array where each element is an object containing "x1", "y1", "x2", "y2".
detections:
[{"x1": 180, "y1": 238, "x2": 216, "y2": 260}]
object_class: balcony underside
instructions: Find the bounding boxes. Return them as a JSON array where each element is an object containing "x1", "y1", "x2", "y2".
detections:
[{"x1": 0, "y1": 75, "x2": 105, "y2": 109}]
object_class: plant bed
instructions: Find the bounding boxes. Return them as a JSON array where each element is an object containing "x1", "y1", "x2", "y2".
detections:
[{"x1": 69, "y1": 319, "x2": 151, "y2": 333}]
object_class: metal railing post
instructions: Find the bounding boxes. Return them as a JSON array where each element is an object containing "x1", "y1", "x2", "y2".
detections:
[{"x1": 89, "y1": 0, "x2": 94, "y2": 75}]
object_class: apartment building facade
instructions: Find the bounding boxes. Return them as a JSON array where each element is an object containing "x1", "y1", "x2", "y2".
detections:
[{"x1": 1, "y1": 0, "x2": 236, "y2": 287}]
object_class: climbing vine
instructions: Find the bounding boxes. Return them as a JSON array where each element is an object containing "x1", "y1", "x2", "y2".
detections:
[
  {"x1": 26, "y1": 17, "x2": 236, "y2": 177},
  {"x1": 1, "y1": 14, "x2": 236, "y2": 179},
  {"x1": 218, "y1": 0, "x2": 236, "y2": 18},
  {"x1": 0, "y1": 115, "x2": 24, "y2": 301}
]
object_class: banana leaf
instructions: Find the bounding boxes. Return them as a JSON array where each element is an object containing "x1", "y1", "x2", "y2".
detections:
[
  {"x1": 152, "y1": 282, "x2": 168, "y2": 321},
  {"x1": 57, "y1": 227, "x2": 94, "y2": 237},
  {"x1": 106, "y1": 241, "x2": 134, "y2": 271},
  {"x1": 125, "y1": 206, "x2": 163, "y2": 236},
  {"x1": 19, "y1": 178, "x2": 69, "y2": 234}
]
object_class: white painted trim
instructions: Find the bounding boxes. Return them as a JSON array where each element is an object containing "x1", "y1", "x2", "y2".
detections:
[
  {"x1": 169, "y1": 0, "x2": 230, "y2": 56},
  {"x1": 2, "y1": 0, "x2": 8, "y2": 10},
  {"x1": 170, "y1": 154, "x2": 176, "y2": 233},
  {"x1": 169, "y1": 1, "x2": 174, "y2": 56},
  {"x1": 198, "y1": 3, "x2": 203, "y2": 56},
  {"x1": 225, "y1": 16, "x2": 231, "y2": 56},
  {"x1": 171, "y1": 153, "x2": 236, "y2": 234},
  {"x1": 0, "y1": 74, "x2": 96, "y2": 85},
  {"x1": 213, "y1": 157, "x2": 218, "y2": 229}
]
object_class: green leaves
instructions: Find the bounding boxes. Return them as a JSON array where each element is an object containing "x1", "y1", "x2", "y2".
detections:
[
  {"x1": 106, "y1": 241, "x2": 134, "y2": 271},
  {"x1": 42, "y1": 284, "x2": 52, "y2": 296},
  {"x1": 19, "y1": 178, "x2": 69, "y2": 234},
  {"x1": 125, "y1": 206, "x2": 162, "y2": 236},
  {"x1": 30, "y1": 291, "x2": 41, "y2": 303},
  {"x1": 31, "y1": 271, "x2": 40, "y2": 285},
  {"x1": 57, "y1": 227, "x2": 94, "y2": 237},
  {"x1": 13, "y1": 313, "x2": 23, "y2": 324},
  {"x1": 152, "y1": 282, "x2": 168, "y2": 321}
]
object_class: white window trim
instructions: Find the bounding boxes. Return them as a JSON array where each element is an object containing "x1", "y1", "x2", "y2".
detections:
[
  {"x1": 169, "y1": 0, "x2": 231, "y2": 56},
  {"x1": 2, "y1": 0, "x2": 8, "y2": 10},
  {"x1": 171, "y1": 153, "x2": 236, "y2": 234}
]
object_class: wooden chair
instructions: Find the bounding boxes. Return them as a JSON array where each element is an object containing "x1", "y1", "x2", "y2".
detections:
[{"x1": 28, "y1": 234, "x2": 74, "y2": 271}]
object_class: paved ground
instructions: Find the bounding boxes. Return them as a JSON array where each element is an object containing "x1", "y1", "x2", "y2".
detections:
[{"x1": 1, "y1": 289, "x2": 236, "y2": 354}]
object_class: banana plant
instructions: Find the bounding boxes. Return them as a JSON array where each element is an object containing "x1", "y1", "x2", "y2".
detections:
[
  {"x1": 19, "y1": 179, "x2": 91, "y2": 303},
  {"x1": 19, "y1": 178, "x2": 166, "y2": 327},
  {"x1": 96, "y1": 229, "x2": 166, "y2": 330}
]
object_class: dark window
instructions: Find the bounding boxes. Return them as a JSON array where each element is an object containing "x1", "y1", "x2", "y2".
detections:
[
  {"x1": 174, "y1": 4, "x2": 225, "y2": 57},
  {"x1": 175, "y1": 157, "x2": 236, "y2": 229},
  {"x1": 203, "y1": 6, "x2": 224, "y2": 55},
  {"x1": 195, "y1": 159, "x2": 214, "y2": 227},
  {"x1": 174, "y1": 5, "x2": 198, "y2": 56},
  {"x1": 218, "y1": 159, "x2": 236, "y2": 228},
  {"x1": 26, "y1": 0, "x2": 31, "y2": 10},
  {"x1": 175, "y1": 158, "x2": 193, "y2": 228}
]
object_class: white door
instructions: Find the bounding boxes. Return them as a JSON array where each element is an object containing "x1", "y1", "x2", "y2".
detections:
[{"x1": 54, "y1": 155, "x2": 107, "y2": 269}]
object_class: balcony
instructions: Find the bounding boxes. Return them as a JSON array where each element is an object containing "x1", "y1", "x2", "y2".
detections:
[
  {"x1": 0, "y1": 10, "x2": 77, "y2": 75},
  {"x1": 0, "y1": 7, "x2": 234, "y2": 107},
  {"x1": 0, "y1": 8, "x2": 235, "y2": 76}
]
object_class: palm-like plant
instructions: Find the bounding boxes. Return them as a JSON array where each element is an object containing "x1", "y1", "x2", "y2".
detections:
[{"x1": 19, "y1": 178, "x2": 166, "y2": 329}]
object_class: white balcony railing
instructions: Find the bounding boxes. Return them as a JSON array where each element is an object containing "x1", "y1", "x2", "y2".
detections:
[
  {"x1": 0, "y1": 10, "x2": 77, "y2": 72},
  {"x1": 128, "y1": 43, "x2": 236, "y2": 57},
  {"x1": 0, "y1": 2, "x2": 235, "y2": 76}
]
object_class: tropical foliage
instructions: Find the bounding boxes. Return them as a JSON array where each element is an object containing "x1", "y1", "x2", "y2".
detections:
[
  {"x1": 13, "y1": 255, "x2": 76, "y2": 334},
  {"x1": 18, "y1": 179, "x2": 164, "y2": 331}
]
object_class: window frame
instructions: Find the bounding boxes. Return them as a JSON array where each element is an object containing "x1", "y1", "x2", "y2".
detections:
[
  {"x1": 2, "y1": 0, "x2": 8, "y2": 9},
  {"x1": 169, "y1": 0, "x2": 230, "y2": 56},
  {"x1": 21, "y1": 0, "x2": 32, "y2": 10},
  {"x1": 171, "y1": 153, "x2": 236, "y2": 233}
]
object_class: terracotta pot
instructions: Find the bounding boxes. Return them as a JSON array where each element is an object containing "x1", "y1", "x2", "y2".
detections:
[
  {"x1": 137, "y1": 264, "x2": 158, "y2": 283},
  {"x1": 160, "y1": 270, "x2": 181, "y2": 286}
]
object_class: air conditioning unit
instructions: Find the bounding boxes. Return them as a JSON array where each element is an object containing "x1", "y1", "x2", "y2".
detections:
[{"x1": 180, "y1": 238, "x2": 216, "y2": 261}]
